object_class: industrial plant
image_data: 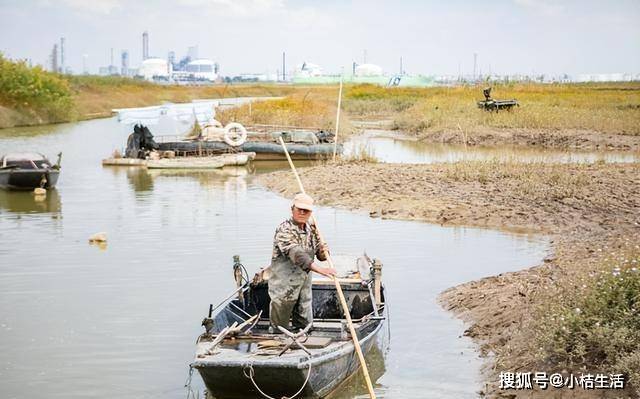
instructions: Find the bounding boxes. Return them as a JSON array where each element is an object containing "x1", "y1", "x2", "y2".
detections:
[{"x1": 44, "y1": 32, "x2": 640, "y2": 86}]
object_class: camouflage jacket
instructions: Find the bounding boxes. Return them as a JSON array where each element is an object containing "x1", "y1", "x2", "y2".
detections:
[{"x1": 271, "y1": 218, "x2": 327, "y2": 272}]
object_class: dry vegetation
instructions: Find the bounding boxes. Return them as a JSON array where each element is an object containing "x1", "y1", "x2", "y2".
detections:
[
  {"x1": 343, "y1": 83, "x2": 640, "y2": 136},
  {"x1": 215, "y1": 88, "x2": 353, "y2": 134}
]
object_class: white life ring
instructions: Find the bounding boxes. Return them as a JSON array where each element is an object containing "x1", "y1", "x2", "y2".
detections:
[{"x1": 223, "y1": 122, "x2": 248, "y2": 147}]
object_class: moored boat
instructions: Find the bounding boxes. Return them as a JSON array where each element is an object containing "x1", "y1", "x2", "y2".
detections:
[
  {"x1": 192, "y1": 255, "x2": 388, "y2": 399},
  {"x1": 0, "y1": 152, "x2": 61, "y2": 190}
]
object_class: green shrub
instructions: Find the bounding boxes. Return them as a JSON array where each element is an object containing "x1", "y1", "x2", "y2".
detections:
[
  {"x1": 536, "y1": 250, "x2": 640, "y2": 388},
  {"x1": 0, "y1": 54, "x2": 74, "y2": 121}
]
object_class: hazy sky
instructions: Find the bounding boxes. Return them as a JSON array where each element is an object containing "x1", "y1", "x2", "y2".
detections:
[{"x1": 1, "y1": 0, "x2": 639, "y2": 76}]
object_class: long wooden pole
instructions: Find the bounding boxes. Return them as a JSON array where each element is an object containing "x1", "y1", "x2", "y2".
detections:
[
  {"x1": 332, "y1": 71, "x2": 343, "y2": 161},
  {"x1": 278, "y1": 137, "x2": 377, "y2": 399}
]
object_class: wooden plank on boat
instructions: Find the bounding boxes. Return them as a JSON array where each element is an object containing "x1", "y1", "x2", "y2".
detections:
[
  {"x1": 256, "y1": 336, "x2": 333, "y2": 349},
  {"x1": 303, "y1": 336, "x2": 333, "y2": 348}
]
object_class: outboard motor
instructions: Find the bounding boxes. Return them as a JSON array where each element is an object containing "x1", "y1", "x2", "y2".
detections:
[
  {"x1": 125, "y1": 124, "x2": 159, "y2": 159},
  {"x1": 141, "y1": 125, "x2": 159, "y2": 151}
]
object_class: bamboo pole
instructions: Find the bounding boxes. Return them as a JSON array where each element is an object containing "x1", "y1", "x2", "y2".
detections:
[
  {"x1": 332, "y1": 71, "x2": 344, "y2": 161},
  {"x1": 278, "y1": 137, "x2": 377, "y2": 399}
]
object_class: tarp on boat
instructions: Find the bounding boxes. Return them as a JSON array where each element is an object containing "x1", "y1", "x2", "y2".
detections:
[{"x1": 113, "y1": 101, "x2": 219, "y2": 136}]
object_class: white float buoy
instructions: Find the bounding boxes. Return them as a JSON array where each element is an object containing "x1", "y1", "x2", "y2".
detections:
[
  {"x1": 88, "y1": 232, "x2": 108, "y2": 243},
  {"x1": 34, "y1": 187, "x2": 47, "y2": 196}
]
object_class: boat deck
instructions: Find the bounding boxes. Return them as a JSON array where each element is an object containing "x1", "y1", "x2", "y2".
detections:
[{"x1": 194, "y1": 319, "x2": 370, "y2": 366}]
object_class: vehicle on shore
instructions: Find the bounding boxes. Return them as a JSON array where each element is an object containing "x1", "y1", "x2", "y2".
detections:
[
  {"x1": 191, "y1": 255, "x2": 388, "y2": 398},
  {"x1": 0, "y1": 152, "x2": 61, "y2": 190}
]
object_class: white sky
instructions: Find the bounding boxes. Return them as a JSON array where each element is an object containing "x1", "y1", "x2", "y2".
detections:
[{"x1": 1, "y1": 0, "x2": 639, "y2": 76}]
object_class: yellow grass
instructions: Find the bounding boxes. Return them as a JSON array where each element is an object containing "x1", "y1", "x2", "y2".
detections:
[
  {"x1": 216, "y1": 90, "x2": 351, "y2": 134},
  {"x1": 343, "y1": 83, "x2": 640, "y2": 135}
]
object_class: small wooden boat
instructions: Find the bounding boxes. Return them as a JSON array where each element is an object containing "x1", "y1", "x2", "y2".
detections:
[
  {"x1": 101, "y1": 153, "x2": 255, "y2": 169},
  {"x1": 0, "y1": 153, "x2": 61, "y2": 190},
  {"x1": 191, "y1": 255, "x2": 388, "y2": 399}
]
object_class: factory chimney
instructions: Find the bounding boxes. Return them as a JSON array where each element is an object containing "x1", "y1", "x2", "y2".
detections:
[
  {"x1": 282, "y1": 52, "x2": 286, "y2": 81},
  {"x1": 60, "y1": 37, "x2": 65, "y2": 73},
  {"x1": 142, "y1": 31, "x2": 149, "y2": 60},
  {"x1": 51, "y1": 44, "x2": 58, "y2": 73}
]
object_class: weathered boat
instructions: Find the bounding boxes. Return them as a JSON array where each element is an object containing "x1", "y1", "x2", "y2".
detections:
[
  {"x1": 158, "y1": 140, "x2": 341, "y2": 161},
  {"x1": 192, "y1": 255, "x2": 388, "y2": 399},
  {"x1": 0, "y1": 153, "x2": 61, "y2": 190},
  {"x1": 158, "y1": 129, "x2": 342, "y2": 161}
]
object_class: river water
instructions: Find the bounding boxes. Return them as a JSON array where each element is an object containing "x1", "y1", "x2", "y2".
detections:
[
  {"x1": 0, "y1": 117, "x2": 551, "y2": 398},
  {"x1": 345, "y1": 130, "x2": 640, "y2": 164}
]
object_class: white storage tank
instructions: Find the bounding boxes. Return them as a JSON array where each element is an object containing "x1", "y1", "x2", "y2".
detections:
[
  {"x1": 355, "y1": 63, "x2": 383, "y2": 77},
  {"x1": 138, "y1": 58, "x2": 169, "y2": 81}
]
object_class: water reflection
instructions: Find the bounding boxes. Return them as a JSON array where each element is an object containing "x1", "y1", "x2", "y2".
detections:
[
  {"x1": 345, "y1": 130, "x2": 640, "y2": 164},
  {"x1": 327, "y1": 344, "x2": 388, "y2": 399},
  {"x1": 0, "y1": 188, "x2": 62, "y2": 214},
  {"x1": 126, "y1": 167, "x2": 155, "y2": 193}
]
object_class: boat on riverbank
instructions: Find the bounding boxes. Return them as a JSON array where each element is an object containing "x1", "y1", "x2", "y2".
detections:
[
  {"x1": 192, "y1": 255, "x2": 388, "y2": 398},
  {"x1": 157, "y1": 126, "x2": 342, "y2": 161},
  {"x1": 101, "y1": 152, "x2": 255, "y2": 169},
  {"x1": 0, "y1": 153, "x2": 61, "y2": 190}
]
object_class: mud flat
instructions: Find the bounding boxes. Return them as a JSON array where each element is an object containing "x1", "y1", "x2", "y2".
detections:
[
  {"x1": 258, "y1": 161, "x2": 640, "y2": 397},
  {"x1": 406, "y1": 127, "x2": 640, "y2": 152}
]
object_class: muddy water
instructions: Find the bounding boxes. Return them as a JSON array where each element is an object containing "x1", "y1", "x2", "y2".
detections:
[
  {"x1": 344, "y1": 131, "x2": 640, "y2": 164},
  {"x1": 0, "y1": 118, "x2": 548, "y2": 399}
]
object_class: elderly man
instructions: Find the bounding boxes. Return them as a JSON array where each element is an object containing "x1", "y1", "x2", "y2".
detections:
[{"x1": 269, "y1": 193, "x2": 337, "y2": 332}]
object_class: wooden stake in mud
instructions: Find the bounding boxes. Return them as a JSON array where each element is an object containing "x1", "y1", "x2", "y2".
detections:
[
  {"x1": 332, "y1": 71, "x2": 343, "y2": 161},
  {"x1": 278, "y1": 137, "x2": 377, "y2": 399}
]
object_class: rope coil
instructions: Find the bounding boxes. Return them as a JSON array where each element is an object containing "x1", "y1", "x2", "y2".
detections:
[{"x1": 243, "y1": 357, "x2": 312, "y2": 399}]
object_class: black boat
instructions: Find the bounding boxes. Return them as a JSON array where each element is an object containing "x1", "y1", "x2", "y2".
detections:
[
  {"x1": 192, "y1": 255, "x2": 389, "y2": 399},
  {"x1": 0, "y1": 153, "x2": 61, "y2": 190}
]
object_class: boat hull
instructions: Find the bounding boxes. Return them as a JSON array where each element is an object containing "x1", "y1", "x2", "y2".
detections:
[
  {"x1": 194, "y1": 313, "x2": 387, "y2": 399},
  {"x1": 0, "y1": 169, "x2": 60, "y2": 190},
  {"x1": 158, "y1": 141, "x2": 342, "y2": 161}
]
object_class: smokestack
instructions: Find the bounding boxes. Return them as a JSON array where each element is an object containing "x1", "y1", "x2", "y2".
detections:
[
  {"x1": 282, "y1": 52, "x2": 285, "y2": 81},
  {"x1": 142, "y1": 31, "x2": 149, "y2": 60},
  {"x1": 51, "y1": 44, "x2": 58, "y2": 73},
  {"x1": 60, "y1": 37, "x2": 65, "y2": 73},
  {"x1": 473, "y1": 53, "x2": 478, "y2": 81},
  {"x1": 121, "y1": 50, "x2": 129, "y2": 76}
]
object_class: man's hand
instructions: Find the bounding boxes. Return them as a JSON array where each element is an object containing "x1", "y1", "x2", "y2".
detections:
[
  {"x1": 310, "y1": 263, "x2": 337, "y2": 278},
  {"x1": 320, "y1": 266, "x2": 337, "y2": 277},
  {"x1": 319, "y1": 243, "x2": 330, "y2": 257}
]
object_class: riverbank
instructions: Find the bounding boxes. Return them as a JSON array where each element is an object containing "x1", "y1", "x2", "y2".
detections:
[
  {"x1": 345, "y1": 83, "x2": 640, "y2": 151},
  {"x1": 3, "y1": 56, "x2": 639, "y2": 153},
  {"x1": 257, "y1": 161, "x2": 640, "y2": 396}
]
